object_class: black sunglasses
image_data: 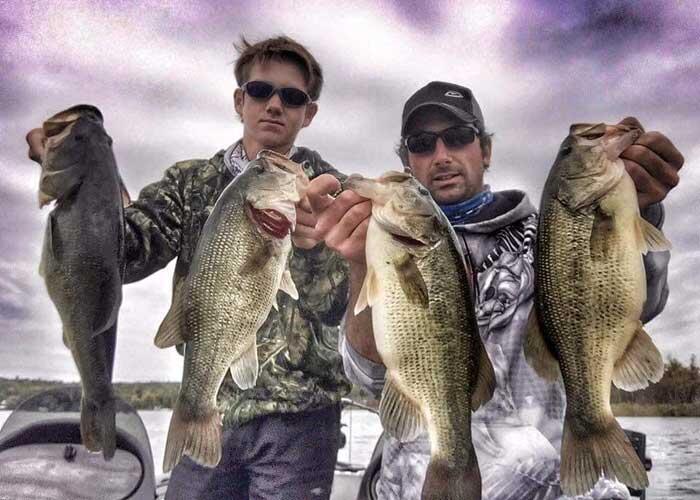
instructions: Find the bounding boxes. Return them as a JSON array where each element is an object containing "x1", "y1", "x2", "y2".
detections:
[
  {"x1": 404, "y1": 125, "x2": 479, "y2": 154},
  {"x1": 241, "y1": 80, "x2": 311, "y2": 108}
]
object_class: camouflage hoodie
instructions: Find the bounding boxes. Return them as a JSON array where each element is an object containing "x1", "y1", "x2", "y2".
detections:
[{"x1": 123, "y1": 147, "x2": 351, "y2": 426}]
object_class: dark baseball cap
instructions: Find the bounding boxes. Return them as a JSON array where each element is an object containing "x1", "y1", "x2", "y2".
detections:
[{"x1": 401, "y1": 81, "x2": 484, "y2": 136}]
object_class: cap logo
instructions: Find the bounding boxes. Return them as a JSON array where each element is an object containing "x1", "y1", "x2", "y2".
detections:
[{"x1": 444, "y1": 90, "x2": 464, "y2": 98}]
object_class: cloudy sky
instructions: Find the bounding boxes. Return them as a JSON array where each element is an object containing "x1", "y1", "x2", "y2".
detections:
[{"x1": 1, "y1": 0, "x2": 698, "y2": 382}]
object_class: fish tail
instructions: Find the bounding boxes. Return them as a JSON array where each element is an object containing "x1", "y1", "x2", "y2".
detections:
[
  {"x1": 79, "y1": 394, "x2": 116, "y2": 460},
  {"x1": 561, "y1": 415, "x2": 648, "y2": 496},
  {"x1": 162, "y1": 401, "x2": 222, "y2": 473},
  {"x1": 421, "y1": 455, "x2": 482, "y2": 500}
]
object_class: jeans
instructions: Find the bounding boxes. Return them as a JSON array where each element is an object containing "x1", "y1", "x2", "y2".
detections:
[{"x1": 165, "y1": 404, "x2": 341, "y2": 500}]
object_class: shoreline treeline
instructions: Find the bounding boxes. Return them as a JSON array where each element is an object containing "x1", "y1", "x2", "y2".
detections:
[
  {"x1": 611, "y1": 355, "x2": 700, "y2": 416},
  {"x1": 0, "y1": 355, "x2": 698, "y2": 415}
]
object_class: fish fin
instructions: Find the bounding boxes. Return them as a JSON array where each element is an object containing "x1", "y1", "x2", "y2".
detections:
[
  {"x1": 379, "y1": 375, "x2": 424, "y2": 442},
  {"x1": 523, "y1": 308, "x2": 561, "y2": 381},
  {"x1": 39, "y1": 212, "x2": 63, "y2": 278},
  {"x1": 393, "y1": 252, "x2": 429, "y2": 308},
  {"x1": 175, "y1": 342, "x2": 186, "y2": 356},
  {"x1": 279, "y1": 268, "x2": 298, "y2": 300},
  {"x1": 240, "y1": 240, "x2": 273, "y2": 275},
  {"x1": 422, "y1": 455, "x2": 482, "y2": 500},
  {"x1": 229, "y1": 341, "x2": 259, "y2": 390},
  {"x1": 80, "y1": 394, "x2": 116, "y2": 460},
  {"x1": 636, "y1": 216, "x2": 672, "y2": 254},
  {"x1": 560, "y1": 414, "x2": 648, "y2": 497},
  {"x1": 471, "y1": 336, "x2": 496, "y2": 410},
  {"x1": 612, "y1": 322, "x2": 664, "y2": 391},
  {"x1": 92, "y1": 288, "x2": 122, "y2": 339},
  {"x1": 154, "y1": 280, "x2": 189, "y2": 348},
  {"x1": 102, "y1": 321, "x2": 118, "y2": 382},
  {"x1": 118, "y1": 173, "x2": 131, "y2": 207},
  {"x1": 62, "y1": 329, "x2": 72, "y2": 350},
  {"x1": 163, "y1": 401, "x2": 222, "y2": 473},
  {"x1": 354, "y1": 265, "x2": 379, "y2": 315}
]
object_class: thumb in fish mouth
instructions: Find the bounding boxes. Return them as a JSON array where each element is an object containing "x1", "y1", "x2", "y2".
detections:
[
  {"x1": 602, "y1": 124, "x2": 643, "y2": 161},
  {"x1": 342, "y1": 174, "x2": 392, "y2": 204}
]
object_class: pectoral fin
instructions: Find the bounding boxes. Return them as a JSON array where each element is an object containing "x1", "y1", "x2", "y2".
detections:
[
  {"x1": 118, "y1": 173, "x2": 132, "y2": 207},
  {"x1": 393, "y1": 252, "x2": 428, "y2": 308},
  {"x1": 612, "y1": 322, "x2": 664, "y2": 391},
  {"x1": 230, "y1": 341, "x2": 259, "y2": 390},
  {"x1": 636, "y1": 216, "x2": 672, "y2": 254},
  {"x1": 154, "y1": 280, "x2": 189, "y2": 348},
  {"x1": 62, "y1": 329, "x2": 72, "y2": 350},
  {"x1": 380, "y1": 375, "x2": 424, "y2": 442},
  {"x1": 279, "y1": 269, "x2": 298, "y2": 300},
  {"x1": 471, "y1": 335, "x2": 496, "y2": 410},
  {"x1": 354, "y1": 265, "x2": 380, "y2": 315},
  {"x1": 39, "y1": 213, "x2": 58, "y2": 277},
  {"x1": 523, "y1": 308, "x2": 561, "y2": 381}
]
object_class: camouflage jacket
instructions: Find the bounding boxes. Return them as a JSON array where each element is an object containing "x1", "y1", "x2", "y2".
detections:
[{"x1": 123, "y1": 147, "x2": 351, "y2": 426}]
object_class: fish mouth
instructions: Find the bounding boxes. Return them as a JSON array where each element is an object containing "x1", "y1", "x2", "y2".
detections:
[
  {"x1": 390, "y1": 233, "x2": 425, "y2": 247},
  {"x1": 247, "y1": 205, "x2": 292, "y2": 239}
]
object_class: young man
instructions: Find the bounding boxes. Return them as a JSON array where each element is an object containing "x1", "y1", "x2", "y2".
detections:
[
  {"x1": 307, "y1": 81, "x2": 683, "y2": 499},
  {"x1": 27, "y1": 36, "x2": 351, "y2": 500}
]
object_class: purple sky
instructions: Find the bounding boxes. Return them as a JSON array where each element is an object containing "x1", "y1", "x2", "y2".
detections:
[{"x1": 0, "y1": 0, "x2": 698, "y2": 382}]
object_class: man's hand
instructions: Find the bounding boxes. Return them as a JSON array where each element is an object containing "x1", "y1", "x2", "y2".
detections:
[
  {"x1": 292, "y1": 196, "x2": 321, "y2": 249},
  {"x1": 618, "y1": 117, "x2": 684, "y2": 209},
  {"x1": 308, "y1": 174, "x2": 371, "y2": 266},
  {"x1": 26, "y1": 127, "x2": 46, "y2": 164}
]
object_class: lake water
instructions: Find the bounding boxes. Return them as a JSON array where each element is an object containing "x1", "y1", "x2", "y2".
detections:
[{"x1": 1, "y1": 410, "x2": 698, "y2": 499}]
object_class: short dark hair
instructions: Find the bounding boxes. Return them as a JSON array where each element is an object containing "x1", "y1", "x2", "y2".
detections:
[
  {"x1": 395, "y1": 130, "x2": 494, "y2": 167},
  {"x1": 234, "y1": 35, "x2": 323, "y2": 101}
]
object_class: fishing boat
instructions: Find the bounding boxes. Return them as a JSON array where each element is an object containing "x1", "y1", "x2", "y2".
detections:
[{"x1": 0, "y1": 388, "x2": 650, "y2": 499}]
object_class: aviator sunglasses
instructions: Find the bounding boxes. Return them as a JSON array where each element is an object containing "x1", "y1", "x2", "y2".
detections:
[
  {"x1": 241, "y1": 80, "x2": 312, "y2": 107},
  {"x1": 405, "y1": 124, "x2": 479, "y2": 154}
]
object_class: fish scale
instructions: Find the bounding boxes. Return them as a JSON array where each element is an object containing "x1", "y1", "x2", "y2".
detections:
[
  {"x1": 527, "y1": 123, "x2": 670, "y2": 496},
  {"x1": 183, "y1": 205, "x2": 281, "y2": 411},
  {"x1": 38, "y1": 105, "x2": 127, "y2": 461},
  {"x1": 347, "y1": 171, "x2": 495, "y2": 500},
  {"x1": 154, "y1": 151, "x2": 307, "y2": 472},
  {"x1": 376, "y1": 227, "x2": 475, "y2": 460}
]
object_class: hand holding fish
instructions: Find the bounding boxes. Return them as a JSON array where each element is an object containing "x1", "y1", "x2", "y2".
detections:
[
  {"x1": 618, "y1": 116, "x2": 684, "y2": 208},
  {"x1": 307, "y1": 173, "x2": 372, "y2": 265},
  {"x1": 291, "y1": 196, "x2": 321, "y2": 249}
]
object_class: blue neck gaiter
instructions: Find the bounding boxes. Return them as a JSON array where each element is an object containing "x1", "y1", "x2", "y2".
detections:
[{"x1": 438, "y1": 186, "x2": 494, "y2": 225}]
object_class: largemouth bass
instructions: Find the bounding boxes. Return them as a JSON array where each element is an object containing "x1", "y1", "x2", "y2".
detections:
[
  {"x1": 525, "y1": 123, "x2": 671, "y2": 496},
  {"x1": 155, "y1": 150, "x2": 308, "y2": 472},
  {"x1": 38, "y1": 105, "x2": 129, "y2": 460},
  {"x1": 347, "y1": 171, "x2": 495, "y2": 500}
]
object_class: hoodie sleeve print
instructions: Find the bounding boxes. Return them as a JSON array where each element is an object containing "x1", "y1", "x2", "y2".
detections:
[{"x1": 123, "y1": 163, "x2": 185, "y2": 283}]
